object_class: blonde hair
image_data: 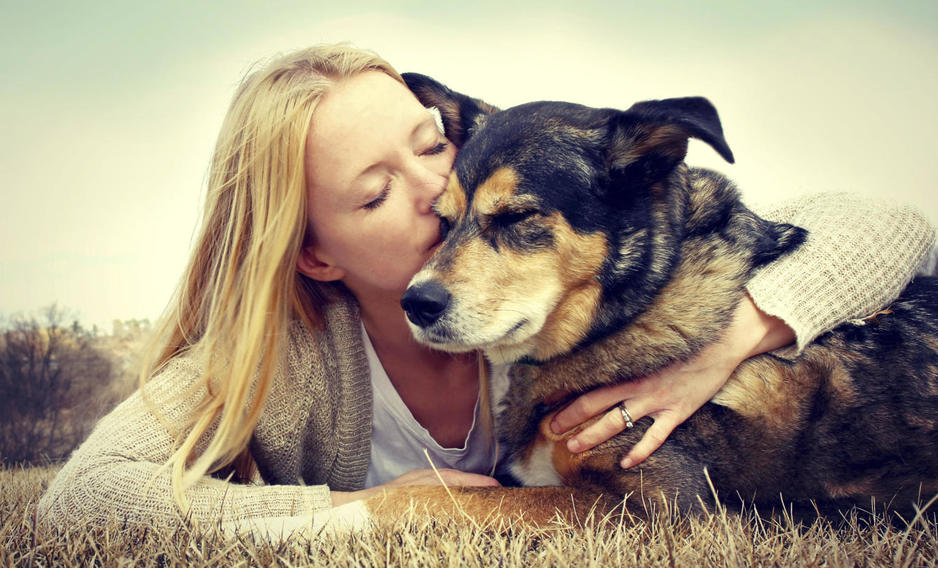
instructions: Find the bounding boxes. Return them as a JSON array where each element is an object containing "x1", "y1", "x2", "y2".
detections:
[{"x1": 140, "y1": 44, "x2": 402, "y2": 512}]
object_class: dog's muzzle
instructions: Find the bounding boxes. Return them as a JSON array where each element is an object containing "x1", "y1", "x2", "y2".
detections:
[{"x1": 401, "y1": 280, "x2": 451, "y2": 328}]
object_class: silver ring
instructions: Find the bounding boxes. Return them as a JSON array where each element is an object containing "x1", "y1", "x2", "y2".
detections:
[{"x1": 618, "y1": 402, "x2": 634, "y2": 429}]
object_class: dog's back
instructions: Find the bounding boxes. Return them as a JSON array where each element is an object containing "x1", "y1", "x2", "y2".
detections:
[{"x1": 723, "y1": 276, "x2": 938, "y2": 508}]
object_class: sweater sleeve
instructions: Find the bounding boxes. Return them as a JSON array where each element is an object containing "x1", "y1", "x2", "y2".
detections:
[
  {"x1": 746, "y1": 193, "x2": 935, "y2": 355},
  {"x1": 36, "y1": 355, "x2": 334, "y2": 532}
]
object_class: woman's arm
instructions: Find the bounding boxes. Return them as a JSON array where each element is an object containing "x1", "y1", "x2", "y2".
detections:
[
  {"x1": 550, "y1": 193, "x2": 935, "y2": 465},
  {"x1": 37, "y1": 357, "x2": 334, "y2": 531},
  {"x1": 38, "y1": 326, "x2": 500, "y2": 535},
  {"x1": 552, "y1": 294, "x2": 791, "y2": 466},
  {"x1": 747, "y1": 193, "x2": 935, "y2": 354},
  {"x1": 331, "y1": 469, "x2": 501, "y2": 506}
]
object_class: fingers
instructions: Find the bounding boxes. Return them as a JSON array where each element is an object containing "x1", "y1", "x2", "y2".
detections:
[
  {"x1": 619, "y1": 417, "x2": 676, "y2": 469},
  {"x1": 562, "y1": 404, "x2": 680, "y2": 471},
  {"x1": 398, "y1": 468, "x2": 501, "y2": 488},
  {"x1": 550, "y1": 382, "x2": 632, "y2": 434},
  {"x1": 565, "y1": 401, "x2": 642, "y2": 453},
  {"x1": 442, "y1": 471, "x2": 502, "y2": 487}
]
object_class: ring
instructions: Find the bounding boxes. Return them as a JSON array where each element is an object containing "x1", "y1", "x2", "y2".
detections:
[{"x1": 618, "y1": 402, "x2": 634, "y2": 429}]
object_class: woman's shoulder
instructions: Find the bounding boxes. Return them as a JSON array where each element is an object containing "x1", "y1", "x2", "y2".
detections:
[
  {"x1": 280, "y1": 287, "x2": 369, "y2": 395},
  {"x1": 285, "y1": 287, "x2": 361, "y2": 364}
]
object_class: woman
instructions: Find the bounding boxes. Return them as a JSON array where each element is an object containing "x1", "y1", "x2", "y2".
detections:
[{"x1": 38, "y1": 44, "x2": 934, "y2": 530}]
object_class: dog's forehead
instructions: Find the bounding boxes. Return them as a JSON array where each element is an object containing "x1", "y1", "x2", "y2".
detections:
[
  {"x1": 436, "y1": 167, "x2": 533, "y2": 221},
  {"x1": 454, "y1": 101, "x2": 611, "y2": 218},
  {"x1": 458, "y1": 102, "x2": 607, "y2": 173}
]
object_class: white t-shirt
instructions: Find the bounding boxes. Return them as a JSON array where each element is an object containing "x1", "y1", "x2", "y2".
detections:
[{"x1": 362, "y1": 325, "x2": 510, "y2": 488}]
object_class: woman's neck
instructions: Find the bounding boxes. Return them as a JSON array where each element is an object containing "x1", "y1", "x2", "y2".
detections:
[
  {"x1": 350, "y1": 282, "x2": 476, "y2": 378},
  {"x1": 354, "y1": 286, "x2": 480, "y2": 448},
  {"x1": 355, "y1": 288, "x2": 428, "y2": 358}
]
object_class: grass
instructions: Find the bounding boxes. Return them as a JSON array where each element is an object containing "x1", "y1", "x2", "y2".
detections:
[{"x1": 3, "y1": 465, "x2": 937, "y2": 567}]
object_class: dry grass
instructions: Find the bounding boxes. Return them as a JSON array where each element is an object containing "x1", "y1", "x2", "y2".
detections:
[{"x1": 3, "y1": 465, "x2": 937, "y2": 567}]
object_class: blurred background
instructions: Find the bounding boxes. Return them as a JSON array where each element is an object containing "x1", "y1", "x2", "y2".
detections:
[{"x1": 2, "y1": 0, "x2": 936, "y2": 462}]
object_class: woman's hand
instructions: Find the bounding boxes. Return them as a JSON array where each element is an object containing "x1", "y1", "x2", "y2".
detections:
[
  {"x1": 331, "y1": 468, "x2": 501, "y2": 506},
  {"x1": 549, "y1": 294, "x2": 795, "y2": 469}
]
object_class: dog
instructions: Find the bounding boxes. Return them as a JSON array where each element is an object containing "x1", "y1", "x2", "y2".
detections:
[{"x1": 359, "y1": 74, "x2": 938, "y2": 527}]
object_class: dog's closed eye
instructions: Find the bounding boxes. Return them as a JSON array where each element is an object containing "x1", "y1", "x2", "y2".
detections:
[{"x1": 494, "y1": 210, "x2": 538, "y2": 227}]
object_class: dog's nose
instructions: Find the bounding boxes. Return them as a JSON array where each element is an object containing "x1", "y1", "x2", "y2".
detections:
[{"x1": 401, "y1": 281, "x2": 451, "y2": 328}]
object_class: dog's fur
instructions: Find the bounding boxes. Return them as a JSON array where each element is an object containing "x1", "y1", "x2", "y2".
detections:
[{"x1": 368, "y1": 74, "x2": 938, "y2": 526}]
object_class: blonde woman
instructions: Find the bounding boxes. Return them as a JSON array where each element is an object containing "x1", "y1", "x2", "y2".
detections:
[{"x1": 38, "y1": 44, "x2": 934, "y2": 533}]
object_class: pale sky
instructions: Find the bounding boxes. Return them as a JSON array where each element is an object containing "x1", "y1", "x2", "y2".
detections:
[{"x1": 2, "y1": 1, "x2": 936, "y2": 329}]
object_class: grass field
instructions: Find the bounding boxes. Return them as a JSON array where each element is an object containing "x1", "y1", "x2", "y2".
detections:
[{"x1": 3, "y1": 465, "x2": 937, "y2": 567}]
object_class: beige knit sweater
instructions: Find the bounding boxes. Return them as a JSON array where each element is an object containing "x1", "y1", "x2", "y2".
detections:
[{"x1": 37, "y1": 194, "x2": 935, "y2": 530}]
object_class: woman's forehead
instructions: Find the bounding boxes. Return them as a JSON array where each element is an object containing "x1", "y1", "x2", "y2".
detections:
[
  {"x1": 304, "y1": 72, "x2": 428, "y2": 196},
  {"x1": 312, "y1": 72, "x2": 420, "y2": 140}
]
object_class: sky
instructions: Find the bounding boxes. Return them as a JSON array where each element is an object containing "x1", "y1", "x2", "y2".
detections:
[{"x1": 2, "y1": 1, "x2": 937, "y2": 330}]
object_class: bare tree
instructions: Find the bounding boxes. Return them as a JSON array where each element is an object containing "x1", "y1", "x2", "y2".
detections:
[{"x1": 0, "y1": 305, "x2": 113, "y2": 464}]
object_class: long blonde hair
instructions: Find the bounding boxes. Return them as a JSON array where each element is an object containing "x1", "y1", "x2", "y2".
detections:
[{"x1": 140, "y1": 44, "x2": 403, "y2": 512}]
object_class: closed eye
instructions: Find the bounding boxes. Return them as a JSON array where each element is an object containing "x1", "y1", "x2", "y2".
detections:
[
  {"x1": 361, "y1": 140, "x2": 447, "y2": 212},
  {"x1": 483, "y1": 208, "x2": 552, "y2": 250},
  {"x1": 363, "y1": 182, "x2": 390, "y2": 210},
  {"x1": 494, "y1": 209, "x2": 537, "y2": 226},
  {"x1": 421, "y1": 141, "x2": 449, "y2": 156}
]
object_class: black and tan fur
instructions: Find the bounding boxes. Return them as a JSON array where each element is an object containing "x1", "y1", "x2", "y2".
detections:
[{"x1": 370, "y1": 74, "x2": 938, "y2": 526}]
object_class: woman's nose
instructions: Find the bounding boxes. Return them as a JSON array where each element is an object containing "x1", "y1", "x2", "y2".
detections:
[{"x1": 406, "y1": 161, "x2": 448, "y2": 213}]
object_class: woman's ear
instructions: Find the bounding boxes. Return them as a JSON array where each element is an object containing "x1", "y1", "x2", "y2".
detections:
[{"x1": 296, "y1": 245, "x2": 345, "y2": 282}]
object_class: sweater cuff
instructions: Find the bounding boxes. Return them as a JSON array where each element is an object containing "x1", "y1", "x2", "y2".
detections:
[
  {"x1": 214, "y1": 482, "x2": 334, "y2": 537},
  {"x1": 224, "y1": 482, "x2": 333, "y2": 517}
]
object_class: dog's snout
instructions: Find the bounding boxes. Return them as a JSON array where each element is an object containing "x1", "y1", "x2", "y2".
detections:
[{"x1": 401, "y1": 281, "x2": 451, "y2": 328}]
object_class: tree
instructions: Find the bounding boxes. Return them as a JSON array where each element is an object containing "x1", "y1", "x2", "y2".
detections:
[{"x1": 0, "y1": 305, "x2": 113, "y2": 464}]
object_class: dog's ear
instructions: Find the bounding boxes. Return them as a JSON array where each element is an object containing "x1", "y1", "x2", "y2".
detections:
[
  {"x1": 750, "y1": 220, "x2": 808, "y2": 269},
  {"x1": 402, "y1": 72, "x2": 499, "y2": 147},
  {"x1": 605, "y1": 97, "x2": 734, "y2": 196}
]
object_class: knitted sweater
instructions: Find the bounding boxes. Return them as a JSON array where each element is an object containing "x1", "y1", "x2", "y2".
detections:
[{"x1": 37, "y1": 194, "x2": 935, "y2": 529}]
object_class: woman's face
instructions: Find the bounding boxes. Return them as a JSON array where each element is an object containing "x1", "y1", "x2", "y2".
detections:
[{"x1": 299, "y1": 71, "x2": 456, "y2": 301}]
